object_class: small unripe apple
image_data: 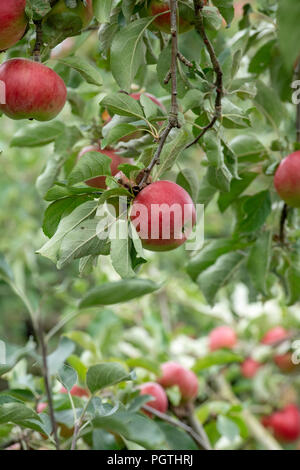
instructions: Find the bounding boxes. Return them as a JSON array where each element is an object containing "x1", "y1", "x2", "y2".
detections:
[
  {"x1": 158, "y1": 362, "x2": 198, "y2": 401},
  {"x1": 130, "y1": 181, "x2": 196, "y2": 252},
  {"x1": 261, "y1": 326, "x2": 289, "y2": 345},
  {"x1": 209, "y1": 326, "x2": 237, "y2": 351},
  {"x1": 262, "y1": 405, "x2": 300, "y2": 442},
  {"x1": 0, "y1": 59, "x2": 67, "y2": 121},
  {"x1": 60, "y1": 385, "x2": 89, "y2": 398},
  {"x1": 241, "y1": 358, "x2": 261, "y2": 378},
  {"x1": 274, "y1": 352, "x2": 297, "y2": 373},
  {"x1": 0, "y1": 0, "x2": 27, "y2": 52},
  {"x1": 37, "y1": 402, "x2": 48, "y2": 414},
  {"x1": 147, "y1": 0, "x2": 195, "y2": 34},
  {"x1": 44, "y1": 0, "x2": 93, "y2": 31},
  {"x1": 140, "y1": 382, "x2": 168, "y2": 416},
  {"x1": 274, "y1": 151, "x2": 300, "y2": 208},
  {"x1": 78, "y1": 145, "x2": 133, "y2": 189}
]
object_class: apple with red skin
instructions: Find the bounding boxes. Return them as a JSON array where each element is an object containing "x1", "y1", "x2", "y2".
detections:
[
  {"x1": 78, "y1": 145, "x2": 134, "y2": 189},
  {"x1": 147, "y1": 0, "x2": 200, "y2": 34},
  {"x1": 241, "y1": 358, "x2": 261, "y2": 378},
  {"x1": 139, "y1": 382, "x2": 168, "y2": 417},
  {"x1": 209, "y1": 326, "x2": 237, "y2": 352},
  {"x1": 262, "y1": 405, "x2": 300, "y2": 442},
  {"x1": 261, "y1": 326, "x2": 297, "y2": 373},
  {"x1": 274, "y1": 151, "x2": 300, "y2": 208},
  {"x1": 44, "y1": 0, "x2": 93, "y2": 31},
  {"x1": 0, "y1": 59, "x2": 67, "y2": 121},
  {"x1": 158, "y1": 362, "x2": 198, "y2": 401},
  {"x1": 0, "y1": 0, "x2": 27, "y2": 52},
  {"x1": 130, "y1": 180, "x2": 196, "y2": 252},
  {"x1": 60, "y1": 385, "x2": 89, "y2": 398}
]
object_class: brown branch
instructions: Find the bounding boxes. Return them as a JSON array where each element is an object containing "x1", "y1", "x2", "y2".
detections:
[
  {"x1": 186, "y1": 403, "x2": 212, "y2": 450},
  {"x1": 142, "y1": 405, "x2": 211, "y2": 450},
  {"x1": 279, "y1": 203, "x2": 289, "y2": 244},
  {"x1": 37, "y1": 321, "x2": 60, "y2": 450},
  {"x1": 185, "y1": 0, "x2": 223, "y2": 149},
  {"x1": 32, "y1": 21, "x2": 43, "y2": 62},
  {"x1": 177, "y1": 52, "x2": 193, "y2": 68},
  {"x1": 138, "y1": 0, "x2": 180, "y2": 188}
]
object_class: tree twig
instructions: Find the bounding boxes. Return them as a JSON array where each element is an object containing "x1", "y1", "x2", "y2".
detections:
[
  {"x1": 186, "y1": 402, "x2": 212, "y2": 450},
  {"x1": 279, "y1": 203, "x2": 289, "y2": 244},
  {"x1": 37, "y1": 320, "x2": 60, "y2": 450},
  {"x1": 142, "y1": 404, "x2": 211, "y2": 450},
  {"x1": 212, "y1": 374, "x2": 282, "y2": 450},
  {"x1": 138, "y1": 0, "x2": 180, "y2": 188},
  {"x1": 185, "y1": 0, "x2": 223, "y2": 149},
  {"x1": 177, "y1": 51, "x2": 193, "y2": 68}
]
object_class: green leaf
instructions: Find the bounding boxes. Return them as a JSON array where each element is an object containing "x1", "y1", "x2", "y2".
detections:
[
  {"x1": 46, "y1": 337, "x2": 75, "y2": 376},
  {"x1": 86, "y1": 363, "x2": 133, "y2": 393},
  {"x1": 278, "y1": 0, "x2": 300, "y2": 70},
  {"x1": 157, "y1": 422, "x2": 198, "y2": 450},
  {"x1": 102, "y1": 123, "x2": 138, "y2": 148},
  {"x1": 237, "y1": 191, "x2": 271, "y2": 234},
  {"x1": 203, "y1": 133, "x2": 224, "y2": 168},
  {"x1": 0, "y1": 403, "x2": 41, "y2": 426},
  {"x1": 110, "y1": 220, "x2": 136, "y2": 279},
  {"x1": 218, "y1": 172, "x2": 257, "y2": 213},
  {"x1": 193, "y1": 351, "x2": 243, "y2": 372},
  {"x1": 57, "y1": 57, "x2": 103, "y2": 86},
  {"x1": 176, "y1": 168, "x2": 199, "y2": 203},
  {"x1": 156, "y1": 127, "x2": 191, "y2": 178},
  {"x1": 187, "y1": 239, "x2": 240, "y2": 281},
  {"x1": 93, "y1": 0, "x2": 113, "y2": 22},
  {"x1": 197, "y1": 252, "x2": 246, "y2": 304},
  {"x1": 254, "y1": 80, "x2": 287, "y2": 130},
  {"x1": 110, "y1": 18, "x2": 150, "y2": 91},
  {"x1": 92, "y1": 406, "x2": 166, "y2": 449},
  {"x1": 217, "y1": 415, "x2": 240, "y2": 442},
  {"x1": 0, "y1": 340, "x2": 35, "y2": 377},
  {"x1": 211, "y1": 0, "x2": 234, "y2": 25},
  {"x1": 57, "y1": 364, "x2": 78, "y2": 392},
  {"x1": 101, "y1": 93, "x2": 145, "y2": 119},
  {"x1": 11, "y1": 121, "x2": 65, "y2": 147},
  {"x1": 79, "y1": 278, "x2": 161, "y2": 308},
  {"x1": 230, "y1": 135, "x2": 267, "y2": 164},
  {"x1": 247, "y1": 231, "x2": 272, "y2": 296},
  {"x1": 43, "y1": 195, "x2": 92, "y2": 238},
  {"x1": 286, "y1": 261, "x2": 300, "y2": 306},
  {"x1": 68, "y1": 151, "x2": 112, "y2": 186}
]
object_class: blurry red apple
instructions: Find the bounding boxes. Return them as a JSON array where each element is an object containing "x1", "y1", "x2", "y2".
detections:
[
  {"x1": 158, "y1": 361, "x2": 198, "y2": 401},
  {"x1": 0, "y1": 59, "x2": 67, "y2": 121},
  {"x1": 147, "y1": 0, "x2": 196, "y2": 34},
  {"x1": 261, "y1": 326, "x2": 289, "y2": 345},
  {"x1": 78, "y1": 144, "x2": 133, "y2": 189},
  {"x1": 241, "y1": 358, "x2": 261, "y2": 378},
  {"x1": 140, "y1": 382, "x2": 168, "y2": 417},
  {"x1": 0, "y1": 0, "x2": 27, "y2": 52},
  {"x1": 262, "y1": 405, "x2": 300, "y2": 442},
  {"x1": 60, "y1": 385, "x2": 89, "y2": 398},
  {"x1": 274, "y1": 151, "x2": 300, "y2": 208},
  {"x1": 130, "y1": 181, "x2": 196, "y2": 252},
  {"x1": 209, "y1": 326, "x2": 237, "y2": 351}
]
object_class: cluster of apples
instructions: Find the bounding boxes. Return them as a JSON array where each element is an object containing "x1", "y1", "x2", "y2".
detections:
[
  {"x1": 208, "y1": 324, "x2": 300, "y2": 443},
  {"x1": 0, "y1": 0, "x2": 93, "y2": 121},
  {"x1": 139, "y1": 361, "x2": 199, "y2": 416}
]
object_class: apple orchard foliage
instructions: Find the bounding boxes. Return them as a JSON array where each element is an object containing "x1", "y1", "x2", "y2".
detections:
[{"x1": 0, "y1": 0, "x2": 300, "y2": 452}]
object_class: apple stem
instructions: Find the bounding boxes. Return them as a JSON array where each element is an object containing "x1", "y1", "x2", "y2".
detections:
[
  {"x1": 32, "y1": 20, "x2": 43, "y2": 62},
  {"x1": 138, "y1": 0, "x2": 180, "y2": 189},
  {"x1": 185, "y1": 0, "x2": 223, "y2": 149}
]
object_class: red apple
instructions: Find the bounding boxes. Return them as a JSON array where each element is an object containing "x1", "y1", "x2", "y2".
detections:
[
  {"x1": 78, "y1": 144, "x2": 133, "y2": 189},
  {"x1": 241, "y1": 358, "x2": 261, "y2": 378},
  {"x1": 209, "y1": 326, "x2": 237, "y2": 351},
  {"x1": 261, "y1": 326, "x2": 289, "y2": 345},
  {"x1": 60, "y1": 385, "x2": 89, "y2": 398},
  {"x1": 262, "y1": 405, "x2": 300, "y2": 442},
  {"x1": 0, "y1": 0, "x2": 27, "y2": 52},
  {"x1": 130, "y1": 181, "x2": 196, "y2": 252},
  {"x1": 158, "y1": 362, "x2": 198, "y2": 401},
  {"x1": 37, "y1": 402, "x2": 48, "y2": 414},
  {"x1": 44, "y1": 0, "x2": 93, "y2": 30},
  {"x1": 274, "y1": 151, "x2": 300, "y2": 208},
  {"x1": 140, "y1": 382, "x2": 168, "y2": 416},
  {"x1": 274, "y1": 352, "x2": 297, "y2": 373},
  {"x1": 0, "y1": 59, "x2": 67, "y2": 121},
  {"x1": 147, "y1": 0, "x2": 195, "y2": 34}
]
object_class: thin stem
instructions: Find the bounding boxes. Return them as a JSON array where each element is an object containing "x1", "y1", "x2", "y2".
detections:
[
  {"x1": 142, "y1": 404, "x2": 211, "y2": 450},
  {"x1": 186, "y1": 402, "x2": 212, "y2": 450},
  {"x1": 279, "y1": 203, "x2": 288, "y2": 244},
  {"x1": 185, "y1": 0, "x2": 223, "y2": 149},
  {"x1": 37, "y1": 320, "x2": 60, "y2": 450},
  {"x1": 138, "y1": 0, "x2": 180, "y2": 188},
  {"x1": 32, "y1": 20, "x2": 43, "y2": 62},
  {"x1": 71, "y1": 397, "x2": 92, "y2": 450}
]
